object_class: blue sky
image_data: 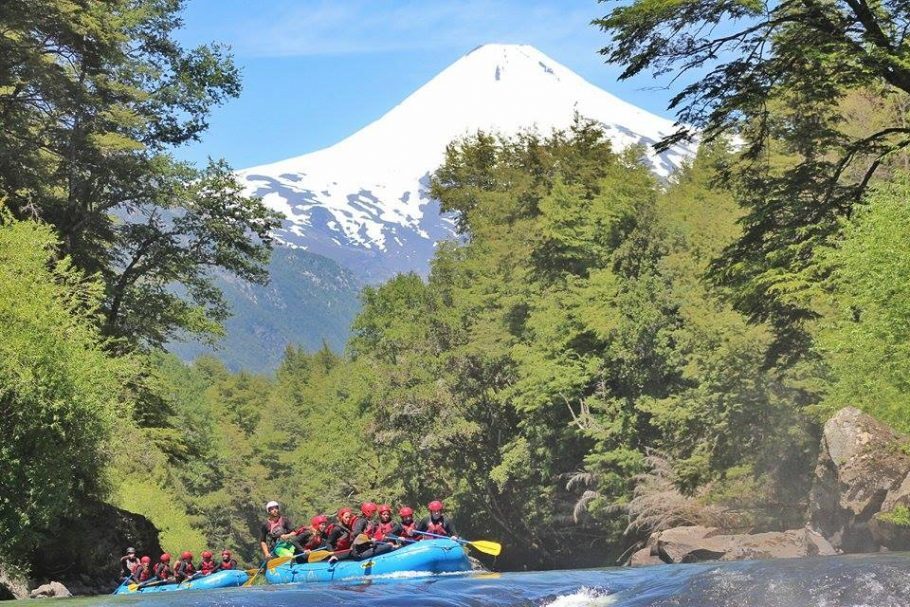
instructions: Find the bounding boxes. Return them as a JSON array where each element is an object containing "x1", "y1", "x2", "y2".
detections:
[{"x1": 174, "y1": 0, "x2": 679, "y2": 169}]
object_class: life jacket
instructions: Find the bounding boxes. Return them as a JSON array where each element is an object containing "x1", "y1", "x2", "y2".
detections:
[
  {"x1": 200, "y1": 559, "x2": 217, "y2": 575},
  {"x1": 372, "y1": 521, "x2": 396, "y2": 541},
  {"x1": 175, "y1": 560, "x2": 196, "y2": 580},
  {"x1": 303, "y1": 529, "x2": 324, "y2": 550},
  {"x1": 135, "y1": 566, "x2": 154, "y2": 582},
  {"x1": 351, "y1": 515, "x2": 375, "y2": 537},
  {"x1": 220, "y1": 558, "x2": 237, "y2": 570},
  {"x1": 426, "y1": 517, "x2": 449, "y2": 536},
  {"x1": 400, "y1": 521, "x2": 417, "y2": 539},
  {"x1": 267, "y1": 516, "x2": 291, "y2": 538},
  {"x1": 121, "y1": 555, "x2": 140, "y2": 575},
  {"x1": 330, "y1": 522, "x2": 353, "y2": 552},
  {"x1": 154, "y1": 563, "x2": 173, "y2": 579}
]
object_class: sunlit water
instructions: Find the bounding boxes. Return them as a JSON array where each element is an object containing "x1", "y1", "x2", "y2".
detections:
[{"x1": 35, "y1": 553, "x2": 910, "y2": 607}]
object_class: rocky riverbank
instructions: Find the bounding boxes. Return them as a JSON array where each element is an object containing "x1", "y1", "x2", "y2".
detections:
[
  {"x1": 0, "y1": 502, "x2": 161, "y2": 599},
  {"x1": 629, "y1": 407, "x2": 910, "y2": 566}
]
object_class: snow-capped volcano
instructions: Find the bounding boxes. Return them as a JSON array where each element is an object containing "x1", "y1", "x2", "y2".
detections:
[{"x1": 240, "y1": 44, "x2": 696, "y2": 281}]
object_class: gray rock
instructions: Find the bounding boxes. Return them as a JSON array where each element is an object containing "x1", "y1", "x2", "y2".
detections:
[
  {"x1": 0, "y1": 564, "x2": 30, "y2": 600},
  {"x1": 807, "y1": 407, "x2": 910, "y2": 552},
  {"x1": 627, "y1": 547, "x2": 664, "y2": 567},
  {"x1": 643, "y1": 525, "x2": 836, "y2": 564},
  {"x1": 29, "y1": 581, "x2": 71, "y2": 599}
]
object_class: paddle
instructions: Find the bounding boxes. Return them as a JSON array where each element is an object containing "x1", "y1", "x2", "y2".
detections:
[
  {"x1": 412, "y1": 530, "x2": 502, "y2": 556},
  {"x1": 126, "y1": 578, "x2": 174, "y2": 592},
  {"x1": 305, "y1": 547, "x2": 353, "y2": 563},
  {"x1": 242, "y1": 559, "x2": 268, "y2": 587}
]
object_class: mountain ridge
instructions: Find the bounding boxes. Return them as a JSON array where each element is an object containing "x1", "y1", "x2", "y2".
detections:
[{"x1": 239, "y1": 44, "x2": 696, "y2": 282}]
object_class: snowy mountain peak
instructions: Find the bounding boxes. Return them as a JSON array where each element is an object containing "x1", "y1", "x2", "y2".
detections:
[{"x1": 240, "y1": 44, "x2": 696, "y2": 282}]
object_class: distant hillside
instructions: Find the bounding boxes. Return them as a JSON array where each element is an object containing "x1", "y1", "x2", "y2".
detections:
[{"x1": 168, "y1": 247, "x2": 362, "y2": 372}]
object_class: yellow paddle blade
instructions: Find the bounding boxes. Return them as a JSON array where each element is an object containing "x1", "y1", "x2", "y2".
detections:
[
  {"x1": 468, "y1": 540, "x2": 502, "y2": 556},
  {"x1": 126, "y1": 583, "x2": 139, "y2": 592},
  {"x1": 307, "y1": 550, "x2": 333, "y2": 563},
  {"x1": 266, "y1": 555, "x2": 294, "y2": 570}
]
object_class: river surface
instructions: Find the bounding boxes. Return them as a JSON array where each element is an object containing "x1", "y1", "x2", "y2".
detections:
[{"x1": 29, "y1": 553, "x2": 910, "y2": 606}]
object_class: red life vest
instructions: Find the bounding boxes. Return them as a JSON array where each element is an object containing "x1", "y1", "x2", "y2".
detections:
[
  {"x1": 372, "y1": 521, "x2": 395, "y2": 541},
  {"x1": 267, "y1": 516, "x2": 291, "y2": 537},
  {"x1": 176, "y1": 560, "x2": 196, "y2": 580},
  {"x1": 351, "y1": 515, "x2": 375, "y2": 537},
  {"x1": 220, "y1": 558, "x2": 237, "y2": 570},
  {"x1": 155, "y1": 563, "x2": 173, "y2": 579},
  {"x1": 303, "y1": 530, "x2": 324, "y2": 550},
  {"x1": 400, "y1": 521, "x2": 417, "y2": 539},
  {"x1": 200, "y1": 559, "x2": 217, "y2": 575},
  {"x1": 135, "y1": 566, "x2": 154, "y2": 582},
  {"x1": 330, "y1": 522, "x2": 354, "y2": 552},
  {"x1": 426, "y1": 519, "x2": 449, "y2": 536}
]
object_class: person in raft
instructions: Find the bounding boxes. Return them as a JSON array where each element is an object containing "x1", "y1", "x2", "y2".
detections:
[
  {"x1": 351, "y1": 502, "x2": 378, "y2": 537},
  {"x1": 416, "y1": 500, "x2": 458, "y2": 539},
  {"x1": 326, "y1": 507, "x2": 356, "y2": 561},
  {"x1": 119, "y1": 547, "x2": 139, "y2": 579},
  {"x1": 218, "y1": 549, "x2": 238, "y2": 571},
  {"x1": 174, "y1": 551, "x2": 196, "y2": 582},
  {"x1": 397, "y1": 506, "x2": 418, "y2": 540},
  {"x1": 259, "y1": 500, "x2": 302, "y2": 558},
  {"x1": 154, "y1": 553, "x2": 175, "y2": 582},
  {"x1": 198, "y1": 550, "x2": 217, "y2": 576},
  {"x1": 371, "y1": 504, "x2": 403, "y2": 542},
  {"x1": 292, "y1": 515, "x2": 330, "y2": 552},
  {"x1": 129, "y1": 556, "x2": 155, "y2": 584}
]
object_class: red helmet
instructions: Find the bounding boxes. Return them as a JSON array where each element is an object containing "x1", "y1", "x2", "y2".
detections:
[
  {"x1": 378, "y1": 504, "x2": 392, "y2": 514},
  {"x1": 160, "y1": 553, "x2": 171, "y2": 563},
  {"x1": 428, "y1": 500, "x2": 444, "y2": 512},
  {"x1": 338, "y1": 507, "x2": 353, "y2": 517},
  {"x1": 399, "y1": 506, "x2": 414, "y2": 517},
  {"x1": 140, "y1": 556, "x2": 151, "y2": 564},
  {"x1": 221, "y1": 550, "x2": 232, "y2": 558},
  {"x1": 201, "y1": 550, "x2": 212, "y2": 559},
  {"x1": 311, "y1": 514, "x2": 329, "y2": 527},
  {"x1": 181, "y1": 551, "x2": 193, "y2": 560},
  {"x1": 361, "y1": 502, "x2": 377, "y2": 516}
]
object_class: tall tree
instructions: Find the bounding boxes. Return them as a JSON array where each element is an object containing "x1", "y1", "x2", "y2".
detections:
[
  {"x1": 595, "y1": 1, "x2": 910, "y2": 353},
  {"x1": 0, "y1": 0, "x2": 281, "y2": 348}
]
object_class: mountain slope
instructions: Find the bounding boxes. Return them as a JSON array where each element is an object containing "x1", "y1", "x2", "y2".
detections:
[
  {"x1": 239, "y1": 44, "x2": 696, "y2": 282},
  {"x1": 169, "y1": 247, "x2": 362, "y2": 372}
]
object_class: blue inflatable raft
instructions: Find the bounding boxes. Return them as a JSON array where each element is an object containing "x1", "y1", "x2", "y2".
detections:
[
  {"x1": 113, "y1": 569, "x2": 249, "y2": 594},
  {"x1": 264, "y1": 538, "x2": 471, "y2": 584}
]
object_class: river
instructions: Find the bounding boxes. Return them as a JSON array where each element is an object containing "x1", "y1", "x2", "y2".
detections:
[{"x1": 23, "y1": 553, "x2": 910, "y2": 606}]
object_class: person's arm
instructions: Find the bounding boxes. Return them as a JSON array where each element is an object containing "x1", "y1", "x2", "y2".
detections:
[
  {"x1": 416, "y1": 517, "x2": 428, "y2": 532},
  {"x1": 327, "y1": 527, "x2": 343, "y2": 549},
  {"x1": 445, "y1": 519, "x2": 457, "y2": 538},
  {"x1": 260, "y1": 522, "x2": 271, "y2": 558}
]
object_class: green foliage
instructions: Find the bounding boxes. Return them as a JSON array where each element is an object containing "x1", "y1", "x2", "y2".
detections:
[
  {"x1": 596, "y1": 2, "x2": 910, "y2": 353},
  {"x1": 0, "y1": 218, "x2": 132, "y2": 562},
  {"x1": 877, "y1": 505, "x2": 910, "y2": 528},
  {"x1": 0, "y1": 0, "x2": 282, "y2": 350},
  {"x1": 814, "y1": 177, "x2": 910, "y2": 433}
]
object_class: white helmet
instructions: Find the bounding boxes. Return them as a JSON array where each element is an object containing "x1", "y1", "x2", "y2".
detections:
[{"x1": 266, "y1": 501, "x2": 280, "y2": 512}]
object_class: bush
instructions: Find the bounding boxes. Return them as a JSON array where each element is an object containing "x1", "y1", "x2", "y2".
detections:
[{"x1": 0, "y1": 218, "x2": 132, "y2": 562}]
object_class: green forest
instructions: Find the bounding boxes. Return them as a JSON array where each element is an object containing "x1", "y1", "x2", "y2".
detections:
[{"x1": 4, "y1": 0, "x2": 910, "y2": 575}]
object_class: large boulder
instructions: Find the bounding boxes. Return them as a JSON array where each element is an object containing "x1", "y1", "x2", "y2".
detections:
[
  {"x1": 29, "y1": 500, "x2": 162, "y2": 595},
  {"x1": 629, "y1": 525, "x2": 836, "y2": 565},
  {"x1": 0, "y1": 565, "x2": 30, "y2": 600},
  {"x1": 29, "y1": 582, "x2": 71, "y2": 599},
  {"x1": 807, "y1": 407, "x2": 910, "y2": 552}
]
